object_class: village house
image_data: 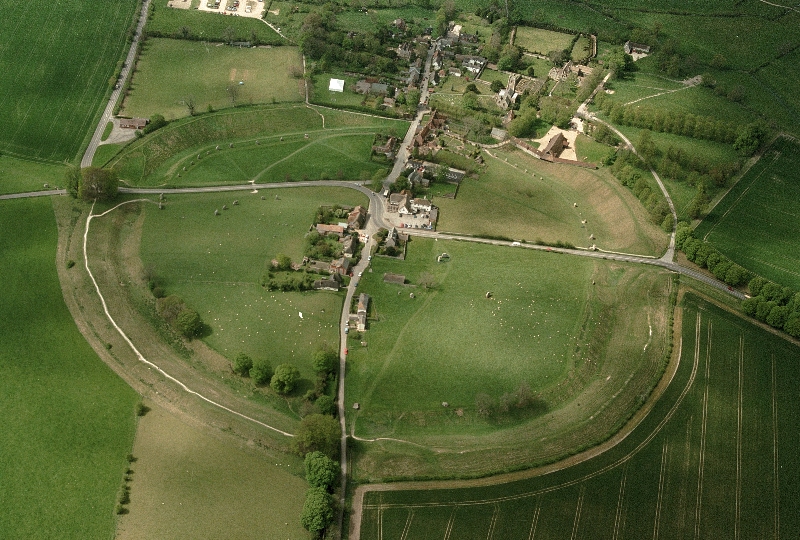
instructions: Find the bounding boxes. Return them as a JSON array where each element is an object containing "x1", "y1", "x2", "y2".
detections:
[
  {"x1": 411, "y1": 198, "x2": 433, "y2": 213},
  {"x1": 342, "y1": 235, "x2": 356, "y2": 258},
  {"x1": 385, "y1": 226, "x2": 408, "y2": 249},
  {"x1": 347, "y1": 205, "x2": 367, "y2": 229},
  {"x1": 330, "y1": 257, "x2": 351, "y2": 276},
  {"x1": 313, "y1": 273, "x2": 342, "y2": 291}
]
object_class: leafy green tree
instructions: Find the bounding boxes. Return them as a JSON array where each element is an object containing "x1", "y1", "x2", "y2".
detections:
[
  {"x1": 490, "y1": 79, "x2": 504, "y2": 93},
  {"x1": 312, "y1": 349, "x2": 338, "y2": 375},
  {"x1": 271, "y1": 363, "x2": 300, "y2": 394},
  {"x1": 142, "y1": 114, "x2": 167, "y2": 135},
  {"x1": 292, "y1": 414, "x2": 340, "y2": 458},
  {"x1": 176, "y1": 308, "x2": 203, "y2": 338},
  {"x1": 78, "y1": 167, "x2": 119, "y2": 201},
  {"x1": 748, "y1": 276, "x2": 769, "y2": 297},
  {"x1": 304, "y1": 451, "x2": 340, "y2": 490},
  {"x1": 784, "y1": 313, "x2": 800, "y2": 338},
  {"x1": 300, "y1": 487, "x2": 335, "y2": 534},
  {"x1": 733, "y1": 122, "x2": 767, "y2": 156},
  {"x1": 276, "y1": 254, "x2": 292, "y2": 271},
  {"x1": 232, "y1": 353, "x2": 253, "y2": 376},
  {"x1": 315, "y1": 395, "x2": 336, "y2": 416},
  {"x1": 766, "y1": 305, "x2": 789, "y2": 329},
  {"x1": 250, "y1": 360, "x2": 273, "y2": 385}
]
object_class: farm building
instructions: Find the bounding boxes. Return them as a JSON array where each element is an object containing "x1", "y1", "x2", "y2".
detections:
[
  {"x1": 119, "y1": 117, "x2": 148, "y2": 129},
  {"x1": 316, "y1": 223, "x2": 345, "y2": 237}
]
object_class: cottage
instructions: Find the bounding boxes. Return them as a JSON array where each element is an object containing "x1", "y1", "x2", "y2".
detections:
[
  {"x1": 347, "y1": 205, "x2": 367, "y2": 229},
  {"x1": 119, "y1": 117, "x2": 148, "y2": 129},
  {"x1": 342, "y1": 236, "x2": 356, "y2": 258},
  {"x1": 387, "y1": 193, "x2": 409, "y2": 213},
  {"x1": 624, "y1": 41, "x2": 651, "y2": 55},
  {"x1": 316, "y1": 223, "x2": 344, "y2": 237},
  {"x1": 330, "y1": 257, "x2": 351, "y2": 275},
  {"x1": 313, "y1": 273, "x2": 341, "y2": 291}
]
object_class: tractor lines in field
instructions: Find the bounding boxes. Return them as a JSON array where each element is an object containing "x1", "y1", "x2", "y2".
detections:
[
  {"x1": 693, "y1": 319, "x2": 713, "y2": 540},
  {"x1": 399, "y1": 509, "x2": 414, "y2": 540},
  {"x1": 443, "y1": 508, "x2": 456, "y2": 540},
  {"x1": 612, "y1": 464, "x2": 628, "y2": 540},
  {"x1": 487, "y1": 504, "x2": 500, "y2": 540},
  {"x1": 571, "y1": 486, "x2": 586, "y2": 540},
  {"x1": 702, "y1": 150, "x2": 781, "y2": 242},
  {"x1": 528, "y1": 497, "x2": 541, "y2": 540},
  {"x1": 770, "y1": 354, "x2": 780, "y2": 539},
  {"x1": 84, "y1": 200, "x2": 294, "y2": 438},
  {"x1": 653, "y1": 439, "x2": 669, "y2": 540},
  {"x1": 735, "y1": 334, "x2": 744, "y2": 540}
]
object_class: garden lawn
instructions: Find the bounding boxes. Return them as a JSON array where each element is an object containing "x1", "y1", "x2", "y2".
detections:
[
  {"x1": 0, "y1": 197, "x2": 139, "y2": 539},
  {"x1": 139, "y1": 188, "x2": 367, "y2": 380},
  {"x1": 359, "y1": 293, "x2": 800, "y2": 539},
  {"x1": 346, "y1": 238, "x2": 672, "y2": 480},
  {"x1": 436, "y1": 147, "x2": 668, "y2": 256},
  {"x1": 115, "y1": 404, "x2": 307, "y2": 540},
  {"x1": 694, "y1": 137, "x2": 800, "y2": 289},
  {"x1": 121, "y1": 39, "x2": 303, "y2": 120},
  {"x1": 0, "y1": 0, "x2": 138, "y2": 161},
  {"x1": 514, "y1": 26, "x2": 575, "y2": 55}
]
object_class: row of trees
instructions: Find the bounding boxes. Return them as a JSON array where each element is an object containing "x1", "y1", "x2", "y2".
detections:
[
  {"x1": 675, "y1": 224, "x2": 751, "y2": 287},
  {"x1": 607, "y1": 149, "x2": 672, "y2": 230},
  {"x1": 742, "y1": 278, "x2": 800, "y2": 339}
]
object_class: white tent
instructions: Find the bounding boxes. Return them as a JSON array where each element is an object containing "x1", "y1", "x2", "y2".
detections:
[{"x1": 329, "y1": 78, "x2": 345, "y2": 92}]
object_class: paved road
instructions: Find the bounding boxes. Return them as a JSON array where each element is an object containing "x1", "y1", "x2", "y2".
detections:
[{"x1": 81, "y1": 0, "x2": 151, "y2": 168}]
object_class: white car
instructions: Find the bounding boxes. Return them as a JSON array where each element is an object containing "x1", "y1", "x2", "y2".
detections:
[
  {"x1": 511, "y1": 241, "x2": 521, "y2": 246},
  {"x1": 368, "y1": 255, "x2": 372, "y2": 261}
]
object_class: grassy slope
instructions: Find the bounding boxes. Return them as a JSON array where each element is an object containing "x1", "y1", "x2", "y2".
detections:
[
  {"x1": 0, "y1": 0, "x2": 138, "y2": 162},
  {"x1": 694, "y1": 137, "x2": 800, "y2": 289},
  {"x1": 139, "y1": 188, "x2": 367, "y2": 381},
  {"x1": 347, "y1": 238, "x2": 672, "y2": 479},
  {"x1": 115, "y1": 404, "x2": 307, "y2": 540},
  {"x1": 109, "y1": 105, "x2": 406, "y2": 185},
  {"x1": 121, "y1": 39, "x2": 303, "y2": 120},
  {"x1": 0, "y1": 198, "x2": 138, "y2": 539},
  {"x1": 360, "y1": 293, "x2": 800, "y2": 539},
  {"x1": 436, "y1": 147, "x2": 667, "y2": 256}
]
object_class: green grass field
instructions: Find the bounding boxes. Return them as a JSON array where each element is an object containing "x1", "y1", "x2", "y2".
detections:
[
  {"x1": 0, "y1": 0, "x2": 138, "y2": 162},
  {"x1": 514, "y1": 26, "x2": 575, "y2": 55},
  {"x1": 109, "y1": 105, "x2": 407, "y2": 185},
  {"x1": 435, "y1": 147, "x2": 668, "y2": 256},
  {"x1": 115, "y1": 404, "x2": 307, "y2": 540},
  {"x1": 0, "y1": 198, "x2": 139, "y2": 539},
  {"x1": 0, "y1": 155, "x2": 68, "y2": 195},
  {"x1": 571, "y1": 35, "x2": 591, "y2": 62},
  {"x1": 120, "y1": 39, "x2": 303, "y2": 119},
  {"x1": 346, "y1": 238, "x2": 672, "y2": 480},
  {"x1": 694, "y1": 137, "x2": 800, "y2": 289},
  {"x1": 139, "y1": 188, "x2": 367, "y2": 383},
  {"x1": 359, "y1": 293, "x2": 800, "y2": 539}
]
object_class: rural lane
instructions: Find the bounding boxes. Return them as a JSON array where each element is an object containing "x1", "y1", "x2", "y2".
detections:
[{"x1": 81, "y1": 0, "x2": 151, "y2": 168}]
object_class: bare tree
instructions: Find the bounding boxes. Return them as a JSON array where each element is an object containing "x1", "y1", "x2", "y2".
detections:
[{"x1": 184, "y1": 95, "x2": 196, "y2": 116}]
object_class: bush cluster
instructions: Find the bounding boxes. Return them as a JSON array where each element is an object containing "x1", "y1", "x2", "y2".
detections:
[
  {"x1": 155, "y1": 295, "x2": 204, "y2": 338},
  {"x1": 607, "y1": 150, "x2": 671, "y2": 226},
  {"x1": 742, "y1": 278, "x2": 800, "y2": 338}
]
